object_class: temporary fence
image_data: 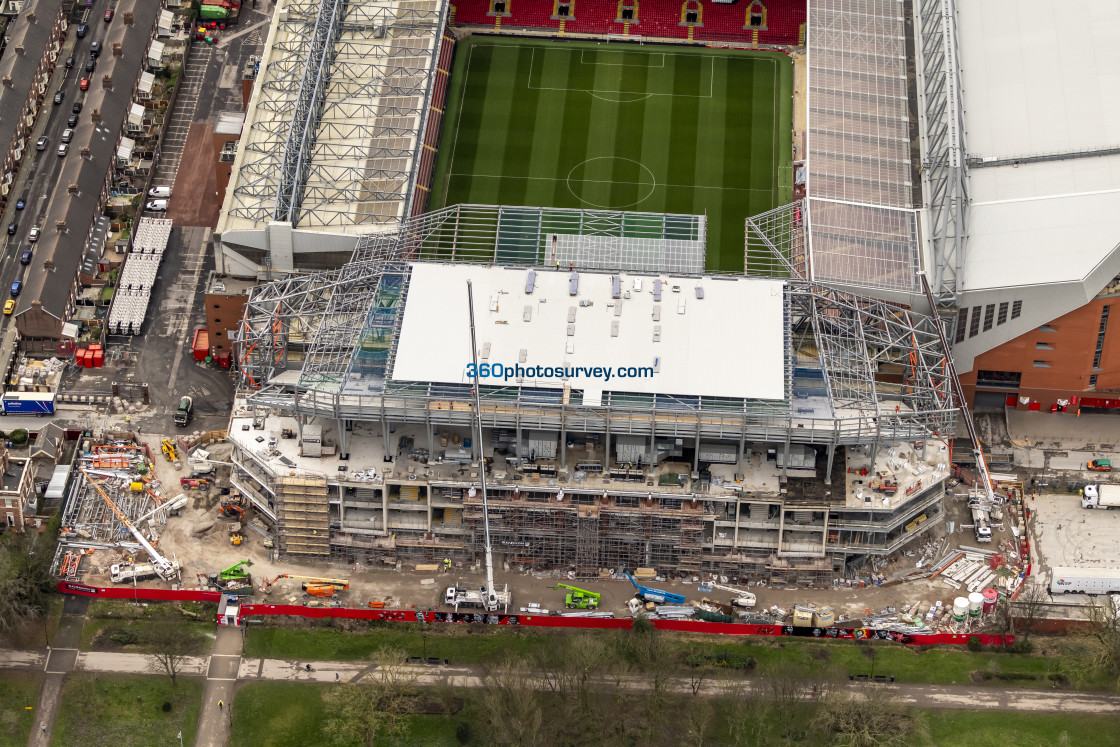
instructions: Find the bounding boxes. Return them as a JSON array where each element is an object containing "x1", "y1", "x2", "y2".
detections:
[{"x1": 58, "y1": 583, "x2": 1013, "y2": 646}]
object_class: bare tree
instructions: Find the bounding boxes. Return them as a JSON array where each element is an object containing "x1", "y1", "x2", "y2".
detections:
[
  {"x1": 148, "y1": 618, "x2": 202, "y2": 686},
  {"x1": 718, "y1": 679, "x2": 772, "y2": 747},
  {"x1": 479, "y1": 655, "x2": 544, "y2": 747},
  {"x1": 323, "y1": 646, "x2": 418, "y2": 746},
  {"x1": 1011, "y1": 581, "x2": 1050, "y2": 641},
  {"x1": 0, "y1": 532, "x2": 55, "y2": 647},
  {"x1": 765, "y1": 666, "x2": 818, "y2": 738},
  {"x1": 1085, "y1": 597, "x2": 1120, "y2": 686},
  {"x1": 684, "y1": 696, "x2": 713, "y2": 746},
  {"x1": 813, "y1": 683, "x2": 926, "y2": 747}
]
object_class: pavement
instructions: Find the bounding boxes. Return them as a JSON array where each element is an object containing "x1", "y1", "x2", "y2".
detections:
[
  {"x1": 27, "y1": 594, "x2": 88, "y2": 747},
  {"x1": 6, "y1": 641, "x2": 1120, "y2": 721}
]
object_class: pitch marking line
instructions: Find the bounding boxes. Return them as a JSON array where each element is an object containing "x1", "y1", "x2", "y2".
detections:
[
  {"x1": 580, "y1": 49, "x2": 666, "y2": 68},
  {"x1": 450, "y1": 172, "x2": 772, "y2": 194},
  {"x1": 527, "y1": 46, "x2": 715, "y2": 99}
]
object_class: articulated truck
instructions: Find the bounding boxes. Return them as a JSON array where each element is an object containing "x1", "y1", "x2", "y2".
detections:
[
  {"x1": 110, "y1": 560, "x2": 182, "y2": 584},
  {"x1": 1051, "y1": 567, "x2": 1120, "y2": 595},
  {"x1": 1082, "y1": 484, "x2": 1120, "y2": 509}
]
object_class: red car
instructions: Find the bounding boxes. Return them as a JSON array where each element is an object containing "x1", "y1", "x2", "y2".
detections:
[
  {"x1": 104, "y1": 8, "x2": 113, "y2": 21},
  {"x1": 79, "y1": 78, "x2": 90, "y2": 91}
]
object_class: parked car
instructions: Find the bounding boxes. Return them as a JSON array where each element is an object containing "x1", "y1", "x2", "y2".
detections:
[
  {"x1": 27, "y1": 226, "x2": 40, "y2": 242},
  {"x1": 56, "y1": 144, "x2": 68, "y2": 158},
  {"x1": 53, "y1": 90, "x2": 64, "y2": 105},
  {"x1": 19, "y1": 250, "x2": 31, "y2": 265},
  {"x1": 104, "y1": 8, "x2": 113, "y2": 21},
  {"x1": 90, "y1": 41, "x2": 102, "y2": 57},
  {"x1": 85, "y1": 58, "x2": 96, "y2": 73},
  {"x1": 14, "y1": 198, "x2": 25, "y2": 210},
  {"x1": 148, "y1": 186, "x2": 172, "y2": 198},
  {"x1": 76, "y1": 23, "x2": 89, "y2": 38},
  {"x1": 67, "y1": 114, "x2": 79, "y2": 128},
  {"x1": 6, "y1": 222, "x2": 15, "y2": 236},
  {"x1": 10, "y1": 281, "x2": 22, "y2": 298},
  {"x1": 61, "y1": 128, "x2": 74, "y2": 144},
  {"x1": 79, "y1": 78, "x2": 90, "y2": 91},
  {"x1": 71, "y1": 101, "x2": 83, "y2": 114},
  {"x1": 36, "y1": 136, "x2": 48, "y2": 151},
  {"x1": 145, "y1": 200, "x2": 168, "y2": 212},
  {"x1": 2, "y1": 301, "x2": 13, "y2": 316},
  {"x1": 65, "y1": 56, "x2": 75, "y2": 69}
]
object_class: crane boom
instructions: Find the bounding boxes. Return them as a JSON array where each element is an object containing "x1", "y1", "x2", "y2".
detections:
[
  {"x1": 79, "y1": 468, "x2": 176, "y2": 580},
  {"x1": 467, "y1": 280, "x2": 502, "y2": 613},
  {"x1": 918, "y1": 275, "x2": 998, "y2": 505}
]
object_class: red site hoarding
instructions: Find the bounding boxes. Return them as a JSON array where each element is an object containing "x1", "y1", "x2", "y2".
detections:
[{"x1": 59, "y1": 582, "x2": 1012, "y2": 646}]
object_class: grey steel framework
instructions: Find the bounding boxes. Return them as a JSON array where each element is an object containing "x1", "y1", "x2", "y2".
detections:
[
  {"x1": 234, "y1": 206, "x2": 957, "y2": 474},
  {"x1": 745, "y1": 200, "x2": 807, "y2": 279},
  {"x1": 227, "y1": 0, "x2": 447, "y2": 231},
  {"x1": 806, "y1": 0, "x2": 922, "y2": 293},
  {"x1": 915, "y1": 0, "x2": 969, "y2": 308}
]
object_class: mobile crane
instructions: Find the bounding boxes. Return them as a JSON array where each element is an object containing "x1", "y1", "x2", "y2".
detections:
[
  {"x1": 708, "y1": 583, "x2": 757, "y2": 608},
  {"x1": 81, "y1": 468, "x2": 178, "y2": 581},
  {"x1": 625, "y1": 571, "x2": 686, "y2": 605},
  {"x1": 554, "y1": 583, "x2": 600, "y2": 609}
]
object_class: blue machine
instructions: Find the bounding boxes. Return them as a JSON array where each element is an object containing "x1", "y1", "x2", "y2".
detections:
[{"x1": 625, "y1": 571, "x2": 685, "y2": 605}]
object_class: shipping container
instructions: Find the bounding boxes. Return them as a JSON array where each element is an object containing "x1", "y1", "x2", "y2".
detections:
[{"x1": 1050, "y1": 566, "x2": 1120, "y2": 595}]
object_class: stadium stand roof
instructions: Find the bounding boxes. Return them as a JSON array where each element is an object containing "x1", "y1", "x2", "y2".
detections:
[
  {"x1": 216, "y1": 0, "x2": 447, "y2": 271},
  {"x1": 956, "y1": 0, "x2": 1120, "y2": 292},
  {"x1": 392, "y1": 264, "x2": 788, "y2": 401},
  {"x1": 804, "y1": 0, "x2": 921, "y2": 296}
]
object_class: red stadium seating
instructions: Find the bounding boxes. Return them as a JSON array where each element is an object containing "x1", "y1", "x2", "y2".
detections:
[{"x1": 451, "y1": 1, "x2": 806, "y2": 46}]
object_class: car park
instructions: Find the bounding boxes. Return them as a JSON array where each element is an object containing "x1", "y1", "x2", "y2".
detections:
[
  {"x1": 72, "y1": 101, "x2": 83, "y2": 114},
  {"x1": 61, "y1": 129, "x2": 74, "y2": 143},
  {"x1": 2, "y1": 301, "x2": 13, "y2": 316},
  {"x1": 20, "y1": 250, "x2": 31, "y2": 265},
  {"x1": 90, "y1": 41, "x2": 102, "y2": 57},
  {"x1": 67, "y1": 114, "x2": 79, "y2": 128},
  {"x1": 57, "y1": 144, "x2": 68, "y2": 158},
  {"x1": 14, "y1": 198, "x2": 25, "y2": 210},
  {"x1": 53, "y1": 90, "x2": 64, "y2": 105},
  {"x1": 80, "y1": 78, "x2": 90, "y2": 91},
  {"x1": 76, "y1": 23, "x2": 89, "y2": 38},
  {"x1": 148, "y1": 186, "x2": 172, "y2": 198},
  {"x1": 145, "y1": 200, "x2": 168, "y2": 212},
  {"x1": 10, "y1": 281, "x2": 22, "y2": 297},
  {"x1": 36, "y1": 137, "x2": 48, "y2": 151},
  {"x1": 28, "y1": 226, "x2": 40, "y2": 242}
]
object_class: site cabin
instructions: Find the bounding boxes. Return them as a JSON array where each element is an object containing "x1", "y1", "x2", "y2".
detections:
[
  {"x1": 1082, "y1": 484, "x2": 1120, "y2": 509},
  {"x1": 1088, "y1": 459, "x2": 1112, "y2": 472},
  {"x1": 1050, "y1": 567, "x2": 1120, "y2": 595},
  {"x1": 1, "y1": 392, "x2": 55, "y2": 415}
]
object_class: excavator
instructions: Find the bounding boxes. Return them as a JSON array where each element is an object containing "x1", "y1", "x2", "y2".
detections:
[
  {"x1": 217, "y1": 500, "x2": 246, "y2": 521},
  {"x1": 554, "y1": 583, "x2": 600, "y2": 609}
]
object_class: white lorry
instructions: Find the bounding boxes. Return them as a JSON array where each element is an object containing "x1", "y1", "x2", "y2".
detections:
[
  {"x1": 1050, "y1": 567, "x2": 1120, "y2": 595},
  {"x1": 111, "y1": 560, "x2": 182, "y2": 584},
  {"x1": 1082, "y1": 484, "x2": 1120, "y2": 509},
  {"x1": 444, "y1": 583, "x2": 512, "y2": 612},
  {"x1": 971, "y1": 506, "x2": 992, "y2": 543}
]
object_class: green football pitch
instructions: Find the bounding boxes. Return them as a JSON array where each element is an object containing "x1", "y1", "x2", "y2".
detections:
[{"x1": 428, "y1": 36, "x2": 793, "y2": 273}]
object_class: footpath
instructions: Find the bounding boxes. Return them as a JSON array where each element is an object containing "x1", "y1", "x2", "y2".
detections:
[{"x1": 5, "y1": 642, "x2": 1120, "y2": 740}]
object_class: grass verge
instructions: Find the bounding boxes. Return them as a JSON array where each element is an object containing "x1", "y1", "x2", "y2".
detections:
[
  {"x1": 50, "y1": 673, "x2": 202, "y2": 746},
  {"x1": 0, "y1": 672, "x2": 42, "y2": 747}
]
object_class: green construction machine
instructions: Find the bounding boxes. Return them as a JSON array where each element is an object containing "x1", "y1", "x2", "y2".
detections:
[
  {"x1": 555, "y1": 583, "x2": 600, "y2": 610},
  {"x1": 220, "y1": 559, "x2": 253, "y2": 581}
]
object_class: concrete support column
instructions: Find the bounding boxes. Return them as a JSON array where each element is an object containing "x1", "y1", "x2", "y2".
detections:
[
  {"x1": 825, "y1": 442, "x2": 836, "y2": 485},
  {"x1": 337, "y1": 419, "x2": 349, "y2": 459}
]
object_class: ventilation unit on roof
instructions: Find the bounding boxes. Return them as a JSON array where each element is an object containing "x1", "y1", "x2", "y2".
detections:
[
  {"x1": 634, "y1": 278, "x2": 643, "y2": 293},
  {"x1": 677, "y1": 299, "x2": 686, "y2": 315},
  {"x1": 611, "y1": 276, "x2": 621, "y2": 299},
  {"x1": 567, "y1": 307, "x2": 576, "y2": 323},
  {"x1": 695, "y1": 286, "x2": 704, "y2": 299},
  {"x1": 569, "y1": 271, "x2": 579, "y2": 295},
  {"x1": 652, "y1": 306, "x2": 660, "y2": 321},
  {"x1": 653, "y1": 281, "x2": 662, "y2": 302},
  {"x1": 523, "y1": 306, "x2": 532, "y2": 322},
  {"x1": 519, "y1": 348, "x2": 527, "y2": 363},
  {"x1": 652, "y1": 357, "x2": 660, "y2": 373},
  {"x1": 611, "y1": 321, "x2": 619, "y2": 337},
  {"x1": 653, "y1": 325, "x2": 661, "y2": 342},
  {"x1": 525, "y1": 269, "x2": 536, "y2": 294}
]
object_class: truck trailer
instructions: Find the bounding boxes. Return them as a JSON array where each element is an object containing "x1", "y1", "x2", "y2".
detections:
[
  {"x1": 971, "y1": 506, "x2": 992, "y2": 543},
  {"x1": 1, "y1": 392, "x2": 55, "y2": 415},
  {"x1": 111, "y1": 560, "x2": 182, "y2": 584},
  {"x1": 1082, "y1": 484, "x2": 1120, "y2": 509},
  {"x1": 1050, "y1": 567, "x2": 1120, "y2": 595}
]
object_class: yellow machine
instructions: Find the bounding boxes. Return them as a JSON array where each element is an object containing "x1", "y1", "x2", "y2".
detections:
[
  {"x1": 161, "y1": 439, "x2": 179, "y2": 462},
  {"x1": 263, "y1": 574, "x2": 349, "y2": 593},
  {"x1": 230, "y1": 533, "x2": 243, "y2": 546}
]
